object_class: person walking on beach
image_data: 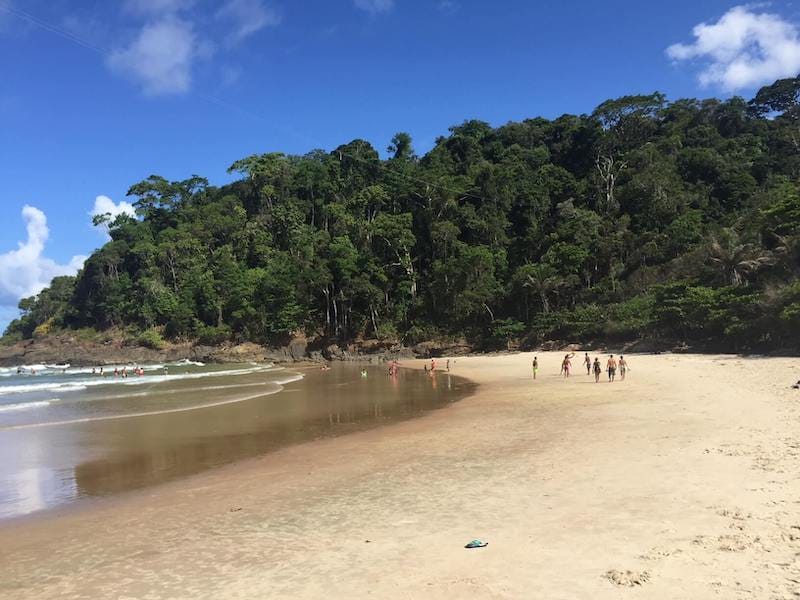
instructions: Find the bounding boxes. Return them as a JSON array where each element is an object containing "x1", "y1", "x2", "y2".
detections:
[
  {"x1": 593, "y1": 357, "x2": 602, "y2": 382},
  {"x1": 607, "y1": 355, "x2": 617, "y2": 382},
  {"x1": 532, "y1": 356, "x2": 538, "y2": 380},
  {"x1": 584, "y1": 352, "x2": 591, "y2": 375},
  {"x1": 562, "y1": 353, "x2": 575, "y2": 378},
  {"x1": 619, "y1": 356, "x2": 628, "y2": 380}
]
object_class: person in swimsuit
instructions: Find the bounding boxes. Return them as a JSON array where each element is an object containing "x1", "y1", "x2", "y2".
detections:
[
  {"x1": 532, "y1": 356, "x2": 538, "y2": 380},
  {"x1": 607, "y1": 355, "x2": 617, "y2": 382},
  {"x1": 584, "y1": 353, "x2": 591, "y2": 375},
  {"x1": 562, "y1": 353, "x2": 575, "y2": 378},
  {"x1": 619, "y1": 356, "x2": 628, "y2": 380},
  {"x1": 593, "y1": 357, "x2": 602, "y2": 382}
]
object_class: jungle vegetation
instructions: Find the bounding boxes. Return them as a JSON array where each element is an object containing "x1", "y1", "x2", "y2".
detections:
[{"x1": 5, "y1": 77, "x2": 800, "y2": 351}]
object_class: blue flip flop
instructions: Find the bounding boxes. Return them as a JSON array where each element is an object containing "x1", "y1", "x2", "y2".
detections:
[{"x1": 464, "y1": 539, "x2": 488, "y2": 548}]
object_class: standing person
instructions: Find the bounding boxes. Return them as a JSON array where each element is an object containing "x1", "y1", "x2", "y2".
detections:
[
  {"x1": 431, "y1": 358, "x2": 436, "y2": 372},
  {"x1": 607, "y1": 355, "x2": 617, "y2": 382},
  {"x1": 532, "y1": 356, "x2": 538, "y2": 380},
  {"x1": 446, "y1": 359, "x2": 450, "y2": 372},
  {"x1": 593, "y1": 357, "x2": 602, "y2": 382},
  {"x1": 584, "y1": 353, "x2": 591, "y2": 375},
  {"x1": 619, "y1": 356, "x2": 628, "y2": 380},
  {"x1": 562, "y1": 353, "x2": 574, "y2": 378}
]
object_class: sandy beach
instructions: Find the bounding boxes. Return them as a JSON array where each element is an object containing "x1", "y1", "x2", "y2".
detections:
[{"x1": 1, "y1": 352, "x2": 799, "y2": 599}]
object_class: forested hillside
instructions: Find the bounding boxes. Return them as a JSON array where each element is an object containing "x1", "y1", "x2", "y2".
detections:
[{"x1": 6, "y1": 77, "x2": 800, "y2": 352}]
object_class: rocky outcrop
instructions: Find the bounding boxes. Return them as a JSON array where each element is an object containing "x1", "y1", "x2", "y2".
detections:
[{"x1": 0, "y1": 332, "x2": 501, "y2": 367}]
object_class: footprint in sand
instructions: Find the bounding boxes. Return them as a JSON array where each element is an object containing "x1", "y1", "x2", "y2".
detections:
[
  {"x1": 637, "y1": 547, "x2": 682, "y2": 561},
  {"x1": 605, "y1": 570, "x2": 650, "y2": 587}
]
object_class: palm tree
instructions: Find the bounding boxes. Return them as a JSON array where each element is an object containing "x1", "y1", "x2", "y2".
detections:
[
  {"x1": 523, "y1": 264, "x2": 560, "y2": 314},
  {"x1": 707, "y1": 229, "x2": 775, "y2": 286},
  {"x1": 772, "y1": 233, "x2": 800, "y2": 277}
]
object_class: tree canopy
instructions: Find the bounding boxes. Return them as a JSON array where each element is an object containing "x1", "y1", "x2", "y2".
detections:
[{"x1": 6, "y1": 77, "x2": 800, "y2": 352}]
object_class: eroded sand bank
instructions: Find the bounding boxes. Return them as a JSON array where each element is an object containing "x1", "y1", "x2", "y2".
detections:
[{"x1": 1, "y1": 352, "x2": 799, "y2": 599}]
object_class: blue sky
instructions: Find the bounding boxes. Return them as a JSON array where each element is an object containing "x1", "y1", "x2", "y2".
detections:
[{"x1": 2, "y1": 0, "x2": 800, "y2": 331}]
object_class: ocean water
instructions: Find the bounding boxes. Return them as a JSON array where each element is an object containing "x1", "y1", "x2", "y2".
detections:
[{"x1": 0, "y1": 362, "x2": 473, "y2": 520}]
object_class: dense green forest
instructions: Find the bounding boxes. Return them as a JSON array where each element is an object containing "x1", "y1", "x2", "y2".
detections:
[{"x1": 6, "y1": 77, "x2": 800, "y2": 351}]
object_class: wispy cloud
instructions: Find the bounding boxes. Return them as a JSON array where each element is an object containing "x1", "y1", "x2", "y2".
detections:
[
  {"x1": 216, "y1": 0, "x2": 280, "y2": 44},
  {"x1": 667, "y1": 5, "x2": 800, "y2": 91},
  {"x1": 106, "y1": 17, "x2": 203, "y2": 96},
  {"x1": 0, "y1": 206, "x2": 86, "y2": 307},
  {"x1": 123, "y1": 0, "x2": 194, "y2": 17},
  {"x1": 437, "y1": 0, "x2": 459, "y2": 15},
  {"x1": 353, "y1": 0, "x2": 394, "y2": 15}
]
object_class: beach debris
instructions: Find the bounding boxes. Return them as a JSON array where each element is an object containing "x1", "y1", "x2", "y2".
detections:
[
  {"x1": 229, "y1": 507, "x2": 242, "y2": 512},
  {"x1": 605, "y1": 569, "x2": 650, "y2": 587},
  {"x1": 464, "y1": 539, "x2": 488, "y2": 549}
]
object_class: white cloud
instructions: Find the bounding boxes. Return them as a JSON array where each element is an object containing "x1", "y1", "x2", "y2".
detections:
[
  {"x1": 90, "y1": 195, "x2": 137, "y2": 239},
  {"x1": 0, "y1": 206, "x2": 86, "y2": 307},
  {"x1": 354, "y1": 0, "x2": 394, "y2": 14},
  {"x1": 124, "y1": 0, "x2": 194, "y2": 17},
  {"x1": 216, "y1": 0, "x2": 280, "y2": 44},
  {"x1": 106, "y1": 17, "x2": 201, "y2": 96},
  {"x1": 667, "y1": 6, "x2": 800, "y2": 91}
]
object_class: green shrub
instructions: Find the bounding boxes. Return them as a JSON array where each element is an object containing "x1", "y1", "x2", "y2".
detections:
[
  {"x1": 137, "y1": 328, "x2": 165, "y2": 350},
  {"x1": 196, "y1": 324, "x2": 232, "y2": 345}
]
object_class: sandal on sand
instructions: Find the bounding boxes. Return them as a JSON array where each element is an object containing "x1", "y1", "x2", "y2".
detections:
[{"x1": 464, "y1": 539, "x2": 488, "y2": 548}]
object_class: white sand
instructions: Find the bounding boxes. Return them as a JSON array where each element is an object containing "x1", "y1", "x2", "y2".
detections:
[{"x1": 1, "y1": 352, "x2": 799, "y2": 599}]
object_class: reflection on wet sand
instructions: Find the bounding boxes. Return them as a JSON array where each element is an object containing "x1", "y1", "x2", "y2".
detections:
[{"x1": 2, "y1": 365, "x2": 473, "y2": 518}]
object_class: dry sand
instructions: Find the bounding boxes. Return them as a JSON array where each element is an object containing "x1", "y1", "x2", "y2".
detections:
[{"x1": 1, "y1": 352, "x2": 799, "y2": 599}]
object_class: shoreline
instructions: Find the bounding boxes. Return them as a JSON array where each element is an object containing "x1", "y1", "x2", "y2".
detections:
[{"x1": 1, "y1": 352, "x2": 799, "y2": 598}]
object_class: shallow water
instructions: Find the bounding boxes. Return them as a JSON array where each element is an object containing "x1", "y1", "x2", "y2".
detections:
[{"x1": 0, "y1": 363, "x2": 473, "y2": 519}]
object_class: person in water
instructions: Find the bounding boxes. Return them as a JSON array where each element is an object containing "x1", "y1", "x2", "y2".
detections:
[
  {"x1": 431, "y1": 358, "x2": 436, "y2": 372},
  {"x1": 446, "y1": 359, "x2": 450, "y2": 372},
  {"x1": 618, "y1": 356, "x2": 628, "y2": 380},
  {"x1": 584, "y1": 352, "x2": 591, "y2": 375},
  {"x1": 532, "y1": 356, "x2": 538, "y2": 380},
  {"x1": 607, "y1": 355, "x2": 617, "y2": 382},
  {"x1": 360, "y1": 368, "x2": 368, "y2": 378},
  {"x1": 593, "y1": 357, "x2": 602, "y2": 382}
]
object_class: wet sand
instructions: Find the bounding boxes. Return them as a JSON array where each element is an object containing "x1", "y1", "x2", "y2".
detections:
[
  {"x1": 1, "y1": 352, "x2": 799, "y2": 599},
  {"x1": 0, "y1": 364, "x2": 472, "y2": 519}
]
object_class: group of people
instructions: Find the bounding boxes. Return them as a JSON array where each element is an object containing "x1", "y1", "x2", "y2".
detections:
[
  {"x1": 422, "y1": 358, "x2": 450, "y2": 374},
  {"x1": 533, "y1": 352, "x2": 630, "y2": 383}
]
